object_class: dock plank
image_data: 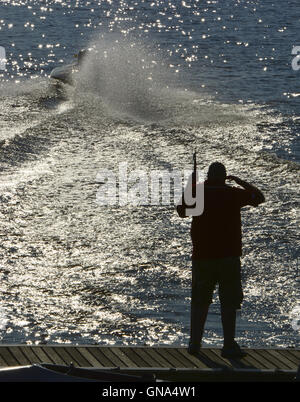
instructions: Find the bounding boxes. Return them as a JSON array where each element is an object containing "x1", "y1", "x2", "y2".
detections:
[
  {"x1": 238, "y1": 349, "x2": 267, "y2": 370},
  {"x1": 201, "y1": 348, "x2": 231, "y2": 368},
  {"x1": 166, "y1": 348, "x2": 196, "y2": 368},
  {"x1": 280, "y1": 350, "x2": 300, "y2": 366},
  {"x1": 244, "y1": 349, "x2": 272, "y2": 369},
  {"x1": 7, "y1": 346, "x2": 31, "y2": 366},
  {"x1": 98, "y1": 347, "x2": 127, "y2": 367},
  {"x1": 137, "y1": 347, "x2": 171, "y2": 368},
  {"x1": 238, "y1": 352, "x2": 264, "y2": 369},
  {"x1": 266, "y1": 349, "x2": 298, "y2": 370},
  {"x1": 65, "y1": 346, "x2": 92, "y2": 367},
  {"x1": 125, "y1": 348, "x2": 152, "y2": 367},
  {"x1": 289, "y1": 349, "x2": 300, "y2": 360},
  {"x1": 196, "y1": 349, "x2": 226, "y2": 369},
  {"x1": 209, "y1": 348, "x2": 246, "y2": 369},
  {"x1": 0, "y1": 351, "x2": 7, "y2": 367},
  {"x1": 40, "y1": 346, "x2": 66, "y2": 365},
  {"x1": 19, "y1": 346, "x2": 42, "y2": 365},
  {"x1": 111, "y1": 347, "x2": 139, "y2": 368},
  {"x1": 86, "y1": 347, "x2": 113, "y2": 367},
  {"x1": 0, "y1": 347, "x2": 19, "y2": 366},
  {"x1": 254, "y1": 349, "x2": 283, "y2": 369},
  {"x1": 176, "y1": 348, "x2": 209, "y2": 369},
  {"x1": 53, "y1": 347, "x2": 76, "y2": 366},
  {"x1": 151, "y1": 347, "x2": 182, "y2": 368},
  {"x1": 30, "y1": 346, "x2": 54, "y2": 365},
  {"x1": 75, "y1": 347, "x2": 100, "y2": 367}
]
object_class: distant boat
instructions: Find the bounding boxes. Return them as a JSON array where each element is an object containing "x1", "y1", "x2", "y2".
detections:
[{"x1": 50, "y1": 49, "x2": 87, "y2": 86}]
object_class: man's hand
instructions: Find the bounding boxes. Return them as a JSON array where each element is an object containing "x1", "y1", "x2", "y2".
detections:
[{"x1": 226, "y1": 175, "x2": 243, "y2": 185}]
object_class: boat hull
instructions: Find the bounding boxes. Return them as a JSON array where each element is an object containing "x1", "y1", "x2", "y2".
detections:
[{"x1": 50, "y1": 63, "x2": 77, "y2": 85}]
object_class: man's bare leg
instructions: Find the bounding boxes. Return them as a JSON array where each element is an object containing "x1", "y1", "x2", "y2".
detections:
[{"x1": 188, "y1": 303, "x2": 209, "y2": 353}]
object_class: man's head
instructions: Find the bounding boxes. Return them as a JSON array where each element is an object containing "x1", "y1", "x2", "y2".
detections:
[{"x1": 207, "y1": 162, "x2": 227, "y2": 184}]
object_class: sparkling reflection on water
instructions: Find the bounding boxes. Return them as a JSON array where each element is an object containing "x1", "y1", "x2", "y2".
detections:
[{"x1": 0, "y1": 84, "x2": 298, "y2": 347}]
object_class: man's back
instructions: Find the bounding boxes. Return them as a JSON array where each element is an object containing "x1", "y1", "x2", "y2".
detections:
[
  {"x1": 192, "y1": 183, "x2": 259, "y2": 259},
  {"x1": 177, "y1": 181, "x2": 262, "y2": 260}
]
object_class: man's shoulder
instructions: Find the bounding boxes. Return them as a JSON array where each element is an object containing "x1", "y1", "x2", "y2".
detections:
[{"x1": 204, "y1": 184, "x2": 250, "y2": 204}]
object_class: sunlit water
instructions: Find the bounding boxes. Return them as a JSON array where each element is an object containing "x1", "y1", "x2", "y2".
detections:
[{"x1": 0, "y1": 0, "x2": 299, "y2": 348}]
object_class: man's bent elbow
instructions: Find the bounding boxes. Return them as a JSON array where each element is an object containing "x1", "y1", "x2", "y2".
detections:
[
  {"x1": 254, "y1": 192, "x2": 265, "y2": 206},
  {"x1": 258, "y1": 192, "x2": 265, "y2": 204}
]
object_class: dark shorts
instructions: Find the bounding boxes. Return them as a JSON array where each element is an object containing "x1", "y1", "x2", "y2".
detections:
[{"x1": 192, "y1": 257, "x2": 243, "y2": 309}]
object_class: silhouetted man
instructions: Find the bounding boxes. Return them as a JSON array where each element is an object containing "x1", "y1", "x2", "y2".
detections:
[{"x1": 177, "y1": 162, "x2": 265, "y2": 358}]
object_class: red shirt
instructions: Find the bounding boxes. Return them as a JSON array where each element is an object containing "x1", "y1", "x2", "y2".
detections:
[{"x1": 177, "y1": 182, "x2": 260, "y2": 259}]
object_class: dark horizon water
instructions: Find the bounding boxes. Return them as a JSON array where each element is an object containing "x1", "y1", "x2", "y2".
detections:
[{"x1": 0, "y1": 0, "x2": 299, "y2": 348}]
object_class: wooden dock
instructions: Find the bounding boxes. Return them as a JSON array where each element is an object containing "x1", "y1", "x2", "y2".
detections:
[{"x1": 0, "y1": 345, "x2": 299, "y2": 381}]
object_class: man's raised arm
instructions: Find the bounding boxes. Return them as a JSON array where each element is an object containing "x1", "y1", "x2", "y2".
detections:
[{"x1": 227, "y1": 175, "x2": 265, "y2": 205}]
